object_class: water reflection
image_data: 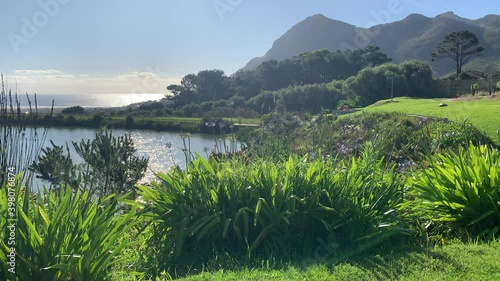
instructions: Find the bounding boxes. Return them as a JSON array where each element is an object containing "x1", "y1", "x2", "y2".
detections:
[{"x1": 31, "y1": 127, "x2": 239, "y2": 189}]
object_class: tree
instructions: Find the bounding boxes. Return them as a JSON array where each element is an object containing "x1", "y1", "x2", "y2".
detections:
[
  {"x1": 343, "y1": 64, "x2": 407, "y2": 106},
  {"x1": 400, "y1": 60, "x2": 436, "y2": 98},
  {"x1": 166, "y1": 70, "x2": 231, "y2": 106},
  {"x1": 61, "y1": 105, "x2": 85, "y2": 115},
  {"x1": 432, "y1": 30, "x2": 485, "y2": 78}
]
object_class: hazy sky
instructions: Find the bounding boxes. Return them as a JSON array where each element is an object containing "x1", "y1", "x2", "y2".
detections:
[{"x1": 1, "y1": 0, "x2": 497, "y2": 95}]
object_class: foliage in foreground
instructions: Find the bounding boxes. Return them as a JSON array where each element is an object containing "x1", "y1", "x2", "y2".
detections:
[
  {"x1": 412, "y1": 143, "x2": 500, "y2": 238},
  {"x1": 0, "y1": 174, "x2": 141, "y2": 281},
  {"x1": 175, "y1": 240, "x2": 500, "y2": 281},
  {"x1": 137, "y1": 143, "x2": 407, "y2": 276},
  {"x1": 242, "y1": 112, "x2": 497, "y2": 167},
  {"x1": 31, "y1": 130, "x2": 148, "y2": 197}
]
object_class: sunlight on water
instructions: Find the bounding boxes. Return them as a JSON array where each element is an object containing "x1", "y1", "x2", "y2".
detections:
[
  {"x1": 30, "y1": 127, "x2": 240, "y2": 190},
  {"x1": 23, "y1": 93, "x2": 165, "y2": 108}
]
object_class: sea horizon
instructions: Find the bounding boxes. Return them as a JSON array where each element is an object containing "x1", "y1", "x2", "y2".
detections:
[{"x1": 3, "y1": 93, "x2": 166, "y2": 109}]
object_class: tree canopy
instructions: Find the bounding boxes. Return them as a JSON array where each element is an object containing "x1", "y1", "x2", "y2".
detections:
[
  {"x1": 431, "y1": 30, "x2": 485, "y2": 78},
  {"x1": 166, "y1": 45, "x2": 392, "y2": 108}
]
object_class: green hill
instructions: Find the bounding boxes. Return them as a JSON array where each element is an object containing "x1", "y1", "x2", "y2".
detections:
[{"x1": 357, "y1": 95, "x2": 500, "y2": 142}]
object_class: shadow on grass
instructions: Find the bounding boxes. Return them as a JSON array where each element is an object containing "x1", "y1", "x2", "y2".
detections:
[{"x1": 348, "y1": 246, "x2": 462, "y2": 280}]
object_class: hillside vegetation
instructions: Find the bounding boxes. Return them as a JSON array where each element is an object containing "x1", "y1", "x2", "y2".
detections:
[
  {"x1": 359, "y1": 95, "x2": 500, "y2": 142},
  {"x1": 240, "y1": 12, "x2": 500, "y2": 76}
]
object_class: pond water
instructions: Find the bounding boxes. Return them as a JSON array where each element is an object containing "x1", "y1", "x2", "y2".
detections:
[{"x1": 29, "y1": 127, "x2": 239, "y2": 189}]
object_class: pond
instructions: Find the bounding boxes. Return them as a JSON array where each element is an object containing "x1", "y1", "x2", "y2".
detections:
[{"x1": 29, "y1": 127, "x2": 239, "y2": 189}]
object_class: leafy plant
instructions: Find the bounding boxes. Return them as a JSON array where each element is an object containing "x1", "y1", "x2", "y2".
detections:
[
  {"x1": 0, "y1": 73, "x2": 48, "y2": 185},
  {"x1": 0, "y1": 173, "x2": 143, "y2": 280},
  {"x1": 422, "y1": 119, "x2": 496, "y2": 152},
  {"x1": 137, "y1": 143, "x2": 407, "y2": 276},
  {"x1": 30, "y1": 140, "x2": 77, "y2": 190},
  {"x1": 412, "y1": 143, "x2": 500, "y2": 238},
  {"x1": 31, "y1": 130, "x2": 148, "y2": 197}
]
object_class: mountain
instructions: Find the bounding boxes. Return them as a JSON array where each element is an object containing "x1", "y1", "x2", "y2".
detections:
[{"x1": 239, "y1": 12, "x2": 500, "y2": 76}]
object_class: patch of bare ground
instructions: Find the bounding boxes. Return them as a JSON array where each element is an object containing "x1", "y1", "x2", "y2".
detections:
[
  {"x1": 373, "y1": 100, "x2": 400, "y2": 106},
  {"x1": 444, "y1": 93, "x2": 500, "y2": 102}
]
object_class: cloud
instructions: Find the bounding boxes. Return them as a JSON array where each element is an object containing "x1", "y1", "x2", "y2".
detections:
[{"x1": 14, "y1": 69, "x2": 64, "y2": 75}]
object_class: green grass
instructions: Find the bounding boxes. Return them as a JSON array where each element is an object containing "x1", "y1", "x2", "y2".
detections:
[
  {"x1": 89, "y1": 116, "x2": 260, "y2": 125},
  {"x1": 27, "y1": 114, "x2": 261, "y2": 133},
  {"x1": 175, "y1": 240, "x2": 500, "y2": 281},
  {"x1": 356, "y1": 96, "x2": 500, "y2": 142}
]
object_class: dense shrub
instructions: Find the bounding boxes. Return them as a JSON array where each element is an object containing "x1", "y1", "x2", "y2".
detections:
[
  {"x1": 422, "y1": 119, "x2": 496, "y2": 152},
  {"x1": 343, "y1": 61, "x2": 438, "y2": 106},
  {"x1": 31, "y1": 131, "x2": 148, "y2": 197},
  {"x1": 412, "y1": 143, "x2": 500, "y2": 238},
  {"x1": 274, "y1": 83, "x2": 343, "y2": 113},
  {"x1": 180, "y1": 103, "x2": 202, "y2": 117},
  {"x1": 89, "y1": 114, "x2": 104, "y2": 128},
  {"x1": 246, "y1": 91, "x2": 276, "y2": 114},
  {"x1": 61, "y1": 105, "x2": 85, "y2": 115},
  {"x1": 459, "y1": 71, "x2": 474, "y2": 80},
  {"x1": 0, "y1": 176, "x2": 141, "y2": 280},
  {"x1": 137, "y1": 145, "x2": 406, "y2": 274},
  {"x1": 138, "y1": 101, "x2": 164, "y2": 111},
  {"x1": 125, "y1": 114, "x2": 134, "y2": 129}
]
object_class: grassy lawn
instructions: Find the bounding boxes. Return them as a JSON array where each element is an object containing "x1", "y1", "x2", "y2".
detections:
[
  {"x1": 74, "y1": 115, "x2": 260, "y2": 125},
  {"x1": 40, "y1": 114, "x2": 261, "y2": 132},
  {"x1": 356, "y1": 95, "x2": 500, "y2": 142},
  {"x1": 176, "y1": 241, "x2": 500, "y2": 281},
  {"x1": 84, "y1": 116, "x2": 259, "y2": 124}
]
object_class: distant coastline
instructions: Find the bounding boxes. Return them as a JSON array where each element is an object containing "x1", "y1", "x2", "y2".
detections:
[{"x1": 12, "y1": 93, "x2": 165, "y2": 109}]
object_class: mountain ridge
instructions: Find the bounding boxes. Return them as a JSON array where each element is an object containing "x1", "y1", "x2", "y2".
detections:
[{"x1": 239, "y1": 12, "x2": 500, "y2": 75}]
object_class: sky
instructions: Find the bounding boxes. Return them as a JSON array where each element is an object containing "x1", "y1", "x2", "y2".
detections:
[{"x1": 0, "y1": 0, "x2": 497, "y2": 95}]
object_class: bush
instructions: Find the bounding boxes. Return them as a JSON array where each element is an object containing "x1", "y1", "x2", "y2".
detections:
[
  {"x1": 459, "y1": 72, "x2": 474, "y2": 80},
  {"x1": 181, "y1": 103, "x2": 202, "y2": 117},
  {"x1": 0, "y1": 176, "x2": 142, "y2": 280},
  {"x1": 125, "y1": 114, "x2": 134, "y2": 129},
  {"x1": 31, "y1": 131, "x2": 148, "y2": 197},
  {"x1": 61, "y1": 105, "x2": 85, "y2": 115},
  {"x1": 89, "y1": 114, "x2": 104, "y2": 128},
  {"x1": 412, "y1": 143, "x2": 500, "y2": 238},
  {"x1": 422, "y1": 120, "x2": 496, "y2": 152},
  {"x1": 30, "y1": 141, "x2": 77, "y2": 188},
  {"x1": 138, "y1": 101, "x2": 164, "y2": 111},
  {"x1": 137, "y1": 145, "x2": 406, "y2": 274}
]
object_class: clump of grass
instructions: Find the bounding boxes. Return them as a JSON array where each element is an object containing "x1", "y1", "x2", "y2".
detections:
[
  {"x1": 0, "y1": 173, "x2": 143, "y2": 280},
  {"x1": 411, "y1": 143, "x2": 500, "y2": 238},
  {"x1": 0, "y1": 73, "x2": 49, "y2": 186},
  {"x1": 137, "y1": 142, "x2": 407, "y2": 277}
]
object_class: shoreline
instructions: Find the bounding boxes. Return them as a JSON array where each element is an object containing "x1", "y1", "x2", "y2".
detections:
[{"x1": 2, "y1": 112, "x2": 260, "y2": 134}]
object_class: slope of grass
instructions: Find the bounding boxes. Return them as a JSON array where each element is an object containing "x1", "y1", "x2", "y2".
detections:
[
  {"x1": 356, "y1": 96, "x2": 500, "y2": 142},
  {"x1": 175, "y1": 241, "x2": 500, "y2": 281}
]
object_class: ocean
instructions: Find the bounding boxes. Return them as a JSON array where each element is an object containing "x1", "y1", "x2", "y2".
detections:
[{"x1": 11, "y1": 93, "x2": 165, "y2": 109}]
